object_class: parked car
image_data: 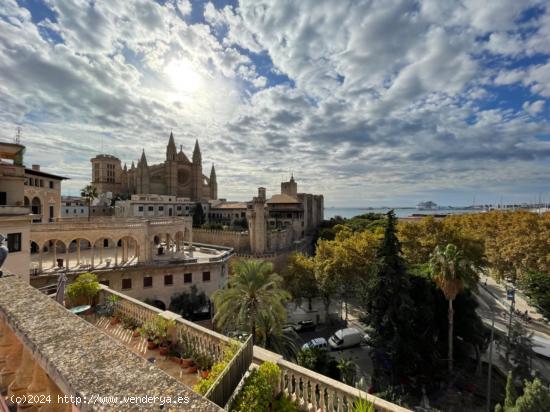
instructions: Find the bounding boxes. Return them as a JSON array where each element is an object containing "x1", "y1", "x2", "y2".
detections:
[
  {"x1": 295, "y1": 320, "x2": 316, "y2": 332},
  {"x1": 328, "y1": 328, "x2": 363, "y2": 350},
  {"x1": 302, "y1": 337, "x2": 328, "y2": 351}
]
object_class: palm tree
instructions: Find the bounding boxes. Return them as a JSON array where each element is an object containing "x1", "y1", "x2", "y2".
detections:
[
  {"x1": 429, "y1": 243, "x2": 478, "y2": 378},
  {"x1": 212, "y1": 259, "x2": 290, "y2": 344},
  {"x1": 80, "y1": 185, "x2": 98, "y2": 221},
  {"x1": 256, "y1": 311, "x2": 299, "y2": 360}
]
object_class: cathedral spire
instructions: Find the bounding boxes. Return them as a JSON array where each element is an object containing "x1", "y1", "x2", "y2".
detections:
[
  {"x1": 210, "y1": 163, "x2": 216, "y2": 179},
  {"x1": 192, "y1": 139, "x2": 202, "y2": 164},
  {"x1": 209, "y1": 163, "x2": 218, "y2": 200},
  {"x1": 139, "y1": 148, "x2": 148, "y2": 167},
  {"x1": 167, "y1": 131, "x2": 177, "y2": 161}
]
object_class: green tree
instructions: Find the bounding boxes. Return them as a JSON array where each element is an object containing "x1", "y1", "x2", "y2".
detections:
[
  {"x1": 80, "y1": 185, "x2": 98, "y2": 221},
  {"x1": 256, "y1": 311, "x2": 299, "y2": 360},
  {"x1": 505, "y1": 371, "x2": 518, "y2": 410},
  {"x1": 192, "y1": 202, "x2": 205, "y2": 228},
  {"x1": 508, "y1": 321, "x2": 536, "y2": 380},
  {"x1": 337, "y1": 357, "x2": 357, "y2": 386},
  {"x1": 429, "y1": 243, "x2": 478, "y2": 378},
  {"x1": 284, "y1": 253, "x2": 318, "y2": 310},
  {"x1": 363, "y1": 210, "x2": 415, "y2": 389},
  {"x1": 496, "y1": 377, "x2": 550, "y2": 412},
  {"x1": 169, "y1": 285, "x2": 207, "y2": 320},
  {"x1": 212, "y1": 260, "x2": 290, "y2": 344}
]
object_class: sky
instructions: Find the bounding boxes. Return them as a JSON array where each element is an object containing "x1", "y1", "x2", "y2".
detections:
[{"x1": 0, "y1": 0, "x2": 549, "y2": 207}]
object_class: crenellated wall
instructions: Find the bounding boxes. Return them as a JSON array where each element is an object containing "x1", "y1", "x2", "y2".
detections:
[{"x1": 193, "y1": 229, "x2": 250, "y2": 252}]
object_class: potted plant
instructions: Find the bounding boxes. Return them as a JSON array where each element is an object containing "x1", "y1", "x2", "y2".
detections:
[
  {"x1": 106, "y1": 295, "x2": 121, "y2": 325},
  {"x1": 154, "y1": 316, "x2": 175, "y2": 356},
  {"x1": 66, "y1": 273, "x2": 101, "y2": 307},
  {"x1": 196, "y1": 353, "x2": 214, "y2": 378},
  {"x1": 179, "y1": 331, "x2": 195, "y2": 368},
  {"x1": 140, "y1": 319, "x2": 159, "y2": 350}
]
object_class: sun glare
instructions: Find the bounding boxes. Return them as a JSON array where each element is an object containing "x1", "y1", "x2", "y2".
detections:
[{"x1": 164, "y1": 60, "x2": 202, "y2": 94}]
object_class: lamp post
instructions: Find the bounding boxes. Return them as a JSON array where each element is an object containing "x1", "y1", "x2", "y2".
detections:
[
  {"x1": 506, "y1": 286, "x2": 516, "y2": 364},
  {"x1": 486, "y1": 306, "x2": 495, "y2": 412}
]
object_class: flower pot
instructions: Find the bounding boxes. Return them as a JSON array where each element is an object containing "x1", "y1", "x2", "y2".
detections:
[
  {"x1": 200, "y1": 370, "x2": 210, "y2": 379},
  {"x1": 110, "y1": 317, "x2": 120, "y2": 326},
  {"x1": 185, "y1": 366, "x2": 197, "y2": 374},
  {"x1": 132, "y1": 330, "x2": 141, "y2": 338},
  {"x1": 147, "y1": 340, "x2": 158, "y2": 350},
  {"x1": 180, "y1": 358, "x2": 194, "y2": 368},
  {"x1": 159, "y1": 345, "x2": 170, "y2": 356},
  {"x1": 171, "y1": 356, "x2": 181, "y2": 365}
]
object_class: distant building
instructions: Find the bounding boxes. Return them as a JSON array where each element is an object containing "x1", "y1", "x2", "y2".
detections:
[
  {"x1": 115, "y1": 194, "x2": 209, "y2": 219},
  {"x1": 91, "y1": 133, "x2": 217, "y2": 202},
  {"x1": 24, "y1": 164, "x2": 67, "y2": 223},
  {"x1": 208, "y1": 200, "x2": 248, "y2": 226},
  {"x1": 61, "y1": 196, "x2": 88, "y2": 218}
]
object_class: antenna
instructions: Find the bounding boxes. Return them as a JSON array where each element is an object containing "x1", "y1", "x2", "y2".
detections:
[{"x1": 15, "y1": 127, "x2": 21, "y2": 144}]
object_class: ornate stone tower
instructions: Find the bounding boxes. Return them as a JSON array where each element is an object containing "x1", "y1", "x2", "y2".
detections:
[
  {"x1": 165, "y1": 132, "x2": 178, "y2": 196},
  {"x1": 209, "y1": 164, "x2": 217, "y2": 200},
  {"x1": 90, "y1": 154, "x2": 123, "y2": 194},
  {"x1": 191, "y1": 139, "x2": 202, "y2": 201},
  {"x1": 136, "y1": 149, "x2": 150, "y2": 194},
  {"x1": 281, "y1": 174, "x2": 298, "y2": 198},
  {"x1": 246, "y1": 187, "x2": 267, "y2": 255}
]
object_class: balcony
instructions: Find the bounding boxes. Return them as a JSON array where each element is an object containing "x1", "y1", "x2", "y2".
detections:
[{"x1": 1, "y1": 275, "x2": 410, "y2": 412}]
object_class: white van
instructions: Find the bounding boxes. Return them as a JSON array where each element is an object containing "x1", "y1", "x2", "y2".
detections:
[
  {"x1": 328, "y1": 328, "x2": 363, "y2": 350},
  {"x1": 302, "y1": 337, "x2": 328, "y2": 351}
]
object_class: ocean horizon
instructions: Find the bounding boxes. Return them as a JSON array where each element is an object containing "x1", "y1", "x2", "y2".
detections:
[{"x1": 324, "y1": 207, "x2": 476, "y2": 220}]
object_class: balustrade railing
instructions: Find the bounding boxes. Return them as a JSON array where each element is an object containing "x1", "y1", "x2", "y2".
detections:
[{"x1": 254, "y1": 350, "x2": 412, "y2": 412}]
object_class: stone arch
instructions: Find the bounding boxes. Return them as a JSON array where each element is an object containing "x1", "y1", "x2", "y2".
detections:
[
  {"x1": 115, "y1": 235, "x2": 140, "y2": 266},
  {"x1": 91, "y1": 236, "x2": 117, "y2": 269},
  {"x1": 152, "y1": 300, "x2": 166, "y2": 311},
  {"x1": 31, "y1": 196, "x2": 42, "y2": 222},
  {"x1": 37, "y1": 239, "x2": 68, "y2": 270},
  {"x1": 66, "y1": 237, "x2": 93, "y2": 269}
]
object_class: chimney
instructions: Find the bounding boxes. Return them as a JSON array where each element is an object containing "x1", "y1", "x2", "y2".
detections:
[{"x1": 32, "y1": 164, "x2": 40, "y2": 171}]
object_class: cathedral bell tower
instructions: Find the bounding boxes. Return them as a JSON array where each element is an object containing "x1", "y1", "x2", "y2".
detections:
[
  {"x1": 166, "y1": 132, "x2": 178, "y2": 196},
  {"x1": 191, "y1": 139, "x2": 202, "y2": 201},
  {"x1": 209, "y1": 164, "x2": 217, "y2": 200}
]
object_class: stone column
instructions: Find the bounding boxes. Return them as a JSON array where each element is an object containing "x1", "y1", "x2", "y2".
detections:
[
  {"x1": 65, "y1": 246, "x2": 70, "y2": 270},
  {"x1": 38, "y1": 248, "x2": 43, "y2": 272},
  {"x1": 52, "y1": 241, "x2": 57, "y2": 269},
  {"x1": 77, "y1": 241, "x2": 81, "y2": 266},
  {"x1": 99, "y1": 240, "x2": 103, "y2": 264},
  {"x1": 91, "y1": 243, "x2": 95, "y2": 268}
]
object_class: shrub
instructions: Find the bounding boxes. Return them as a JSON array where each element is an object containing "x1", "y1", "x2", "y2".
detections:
[
  {"x1": 193, "y1": 340, "x2": 241, "y2": 395},
  {"x1": 66, "y1": 273, "x2": 101, "y2": 306},
  {"x1": 231, "y1": 362, "x2": 281, "y2": 412}
]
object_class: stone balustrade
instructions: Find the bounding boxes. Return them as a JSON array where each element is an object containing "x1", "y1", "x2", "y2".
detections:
[
  {"x1": 99, "y1": 286, "x2": 232, "y2": 363},
  {"x1": 253, "y1": 347, "x2": 412, "y2": 412},
  {"x1": 0, "y1": 275, "x2": 222, "y2": 411}
]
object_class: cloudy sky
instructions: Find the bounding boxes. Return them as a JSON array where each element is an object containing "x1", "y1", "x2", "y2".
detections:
[{"x1": 1, "y1": 0, "x2": 549, "y2": 207}]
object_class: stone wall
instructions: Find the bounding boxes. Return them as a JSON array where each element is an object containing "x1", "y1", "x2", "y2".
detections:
[{"x1": 193, "y1": 229, "x2": 250, "y2": 252}]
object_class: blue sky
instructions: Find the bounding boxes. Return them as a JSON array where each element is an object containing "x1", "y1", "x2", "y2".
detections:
[{"x1": 1, "y1": 0, "x2": 549, "y2": 207}]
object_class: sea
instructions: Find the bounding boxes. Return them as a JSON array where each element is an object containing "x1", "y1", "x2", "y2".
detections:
[{"x1": 323, "y1": 207, "x2": 477, "y2": 220}]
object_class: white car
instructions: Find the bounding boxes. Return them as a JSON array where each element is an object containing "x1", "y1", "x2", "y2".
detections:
[{"x1": 302, "y1": 337, "x2": 328, "y2": 351}]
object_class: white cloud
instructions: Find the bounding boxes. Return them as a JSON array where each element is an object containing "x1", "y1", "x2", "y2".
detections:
[{"x1": 523, "y1": 100, "x2": 545, "y2": 115}]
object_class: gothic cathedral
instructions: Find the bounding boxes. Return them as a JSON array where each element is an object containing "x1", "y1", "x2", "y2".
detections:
[{"x1": 91, "y1": 133, "x2": 217, "y2": 201}]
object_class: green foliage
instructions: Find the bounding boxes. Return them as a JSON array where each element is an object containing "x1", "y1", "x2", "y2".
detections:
[
  {"x1": 66, "y1": 273, "x2": 101, "y2": 306},
  {"x1": 201, "y1": 222, "x2": 224, "y2": 230},
  {"x1": 296, "y1": 348, "x2": 340, "y2": 381},
  {"x1": 212, "y1": 260, "x2": 290, "y2": 344},
  {"x1": 139, "y1": 315, "x2": 175, "y2": 345},
  {"x1": 193, "y1": 340, "x2": 241, "y2": 395},
  {"x1": 352, "y1": 395, "x2": 375, "y2": 412},
  {"x1": 169, "y1": 285, "x2": 208, "y2": 320},
  {"x1": 337, "y1": 357, "x2": 357, "y2": 386},
  {"x1": 505, "y1": 371, "x2": 518, "y2": 409},
  {"x1": 520, "y1": 270, "x2": 550, "y2": 318},
  {"x1": 271, "y1": 394, "x2": 299, "y2": 412},
  {"x1": 230, "y1": 362, "x2": 280, "y2": 412},
  {"x1": 508, "y1": 321, "x2": 536, "y2": 380},
  {"x1": 497, "y1": 378, "x2": 550, "y2": 412},
  {"x1": 362, "y1": 210, "x2": 416, "y2": 389}
]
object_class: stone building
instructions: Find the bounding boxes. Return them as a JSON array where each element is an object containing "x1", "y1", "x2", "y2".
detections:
[
  {"x1": 23, "y1": 165, "x2": 66, "y2": 223},
  {"x1": 115, "y1": 194, "x2": 208, "y2": 219},
  {"x1": 91, "y1": 133, "x2": 217, "y2": 202}
]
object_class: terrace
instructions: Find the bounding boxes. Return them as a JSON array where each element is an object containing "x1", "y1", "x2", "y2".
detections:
[{"x1": 0, "y1": 274, "x2": 410, "y2": 412}]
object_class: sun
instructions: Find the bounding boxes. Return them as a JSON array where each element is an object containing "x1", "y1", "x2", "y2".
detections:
[{"x1": 164, "y1": 60, "x2": 202, "y2": 94}]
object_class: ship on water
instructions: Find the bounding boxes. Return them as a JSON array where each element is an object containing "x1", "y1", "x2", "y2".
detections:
[{"x1": 416, "y1": 201, "x2": 438, "y2": 210}]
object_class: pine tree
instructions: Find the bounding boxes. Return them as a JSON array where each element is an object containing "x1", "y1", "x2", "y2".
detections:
[
  {"x1": 364, "y1": 210, "x2": 415, "y2": 389},
  {"x1": 192, "y1": 202, "x2": 205, "y2": 228}
]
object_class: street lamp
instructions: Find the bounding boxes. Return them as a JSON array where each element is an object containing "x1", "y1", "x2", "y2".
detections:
[{"x1": 506, "y1": 286, "x2": 516, "y2": 364}]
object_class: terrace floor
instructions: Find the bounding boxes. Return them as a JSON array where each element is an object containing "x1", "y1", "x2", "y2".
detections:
[{"x1": 91, "y1": 316, "x2": 199, "y2": 388}]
